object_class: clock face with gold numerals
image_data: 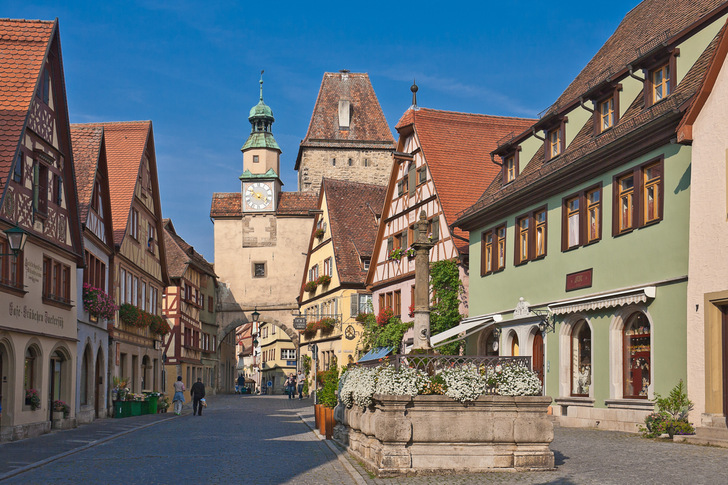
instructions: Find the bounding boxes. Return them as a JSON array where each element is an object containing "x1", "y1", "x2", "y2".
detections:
[{"x1": 245, "y1": 182, "x2": 273, "y2": 211}]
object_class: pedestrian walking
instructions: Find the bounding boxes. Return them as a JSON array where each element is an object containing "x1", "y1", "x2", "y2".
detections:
[
  {"x1": 172, "y1": 376, "x2": 186, "y2": 415},
  {"x1": 288, "y1": 373, "x2": 296, "y2": 399},
  {"x1": 191, "y1": 377, "x2": 206, "y2": 416},
  {"x1": 297, "y1": 370, "x2": 304, "y2": 400}
]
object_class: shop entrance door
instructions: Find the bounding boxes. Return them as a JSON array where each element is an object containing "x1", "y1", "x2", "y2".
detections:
[
  {"x1": 94, "y1": 354, "x2": 101, "y2": 418},
  {"x1": 0, "y1": 347, "x2": 4, "y2": 431},
  {"x1": 532, "y1": 332, "x2": 544, "y2": 386},
  {"x1": 49, "y1": 355, "x2": 62, "y2": 421}
]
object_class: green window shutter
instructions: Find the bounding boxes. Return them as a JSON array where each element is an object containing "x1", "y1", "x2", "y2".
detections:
[
  {"x1": 408, "y1": 165, "x2": 416, "y2": 197},
  {"x1": 402, "y1": 231, "x2": 408, "y2": 249},
  {"x1": 351, "y1": 294, "x2": 358, "y2": 317},
  {"x1": 387, "y1": 237, "x2": 393, "y2": 254}
]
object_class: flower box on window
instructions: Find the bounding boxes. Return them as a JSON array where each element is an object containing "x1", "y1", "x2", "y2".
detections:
[
  {"x1": 304, "y1": 281, "x2": 318, "y2": 293},
  {"x1": 315, "y1": 228, "x2": 325, "y2": 239},
  {"x1": 317, "y1": 275, "x2": 331, "y2": 286}
]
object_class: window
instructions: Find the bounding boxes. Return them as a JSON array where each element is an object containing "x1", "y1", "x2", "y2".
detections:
[
  {"x1": 253, "y1": 155, "x2": 259, "y2": 163},
  {"x1": 481, "y1": 231, "x2": 494, "y2": 275},
  {"x1": 571, "y1": 320, "x2": 591, "y2": 397},
  {"x1": 151, "y1": 287, "x2": 159, "y2": 315},
  {"x1": 0, "y1": 239, "x2": 23, "y2": 290},
  {"x1": 548, "y1": 127, "x2": 562, "y2": 159},
  {"x1": 361, "y1": 257, "x2": 370, "y2": 271},
  {"x1": 43, "y1": 255, "x2": 71, "y2": 305},
  {"x1": 350, "y1": 293, "x2": 372, "y2": 316},
  {"x1": 13, "y1": 153, "x2": 23, "y2": 183},
  {"x1": 91, "y1": 179, "x2": 103, "y2": 216},
  {"x1": 36, "y1": 67, "x2": 50, "y2": 104},
  {"x1": 408, "y1": 224, "x2": 420, "y2": 245},
  {"x1": 613, "y1": 158, "x2": 663, "y2": 236},
  {"x1": 348, "y1": 158, "x2": 353, "y2": 166},
  {"x1": 323, "y1": 257, "x2": 333, "y2": 277},
  {"x1": 385, "y1": 292, "x2": 393, "y2": 310},
  {"x1": 83, "y1": 251, "x2": 106, "y2": 291},
  {"x1": 504, "y1": 154, "x2": 517, "y2": 183},
  {"x1": 33, "y1": 160, "x2": 49, "y2": 216},
  {"x1": 535, "y1": 209, "x2": 547, "y2": 258},
  {"x1": 394, "y1": 290, "x2": 401, "y2": 317},
  {"x1": 147, "y1": 222, "x2": 155, "y2": 252},
  {"x1": 281, "y1": 349, "x2": 296, "y2": 360},
  {"x1": 418, "y1": 166, "x2": 427, "y2": 184},
  {"x1": 53, "y1": 174, "x2": 63, "y2": 206},
  {"x1": 599, "y1": 97, "x2": 614, "y2": 131},
  {"x1": 131, "y1": 210, "x2": 139, "y2": 240},
  {"x1": 331, "y1": 158, "x2": 336, "y2": 166},
  {"x1": 480, "y1": 224, "x2": 507, "y2": 276},
  {"x1": 651, "y1": 64, "x2": 670, "y2": 103},
  {"x1": 119, "y1": 268, "x2": 126, "y2": 303},
  {"x1": 623, "y1": 312, "x2": 650, "y2": 399},
  {"x1": 24, "y1": 347, "x2": 37, "y2": 393},
  {"x1": 141, "y1": 282, "x2": 147, "y2": 311},
  {"x1": 364, "y1": 159, "x2": 369, "y2": 167},
  {"x1": 496, "y1": 226, "x2": 506, "y2": 270},
  {"x1": 254, "y1": 262, "x2": 265, "y2": 278},
  {"x1": 516, "y1": 216, "x2": 529, "y2": 265},
  {"x1": 428, "y1": 216, "x2": 440, "y2": 242},
  {"x1": 562, "y1": 186, "x2": 602, "y2": 251}
]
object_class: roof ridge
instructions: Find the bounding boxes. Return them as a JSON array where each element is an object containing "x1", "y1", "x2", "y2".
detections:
[
  {"x1": 414, "y1": 107, "x2": 536, "y2": 122},
  {"x1": 71, "y1": 120, "x2": 151, "y2": 127},
  {"x1": 0, "y1": 18, "x2": 55, "y2": 24}
]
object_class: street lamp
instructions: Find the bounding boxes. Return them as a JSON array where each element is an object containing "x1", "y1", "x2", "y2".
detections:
[
  {"x1": 252, "y1": 307, "x2": 260, "y2": 322},
  {"x1": 532, "y1": 309, "x2": 555, "y2": 334},
  {"x1": 0, "y1": 225, "x2": 28, "y2": 257},
  {"x1": 491, "y1": 326, "x2": 501, "y2": 352}
]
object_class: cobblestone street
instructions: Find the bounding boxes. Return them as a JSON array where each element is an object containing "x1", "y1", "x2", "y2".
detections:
[{"x1": 1, "y1": 394, "x2": 727, "y2": 484}]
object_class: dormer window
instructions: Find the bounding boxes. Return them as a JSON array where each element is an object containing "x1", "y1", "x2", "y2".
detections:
[
  {"x1": 651, "y1": 64, "x2": 670, "y2": 102},
  {"x1": 504, "y1": 155, "x2": 516, "y2": 183},
  {"x1": 548, "y1": 127, "x2": 562, "y2": 159},
  {"x1": 599, "y1": 97, "x2": 614, "y2": 131}
]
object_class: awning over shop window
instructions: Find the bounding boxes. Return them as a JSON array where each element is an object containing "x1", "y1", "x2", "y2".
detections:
[
  {"x1": 431, "y1": 313, "x2": 503, "y2": 348},
  {"x1": 358, "y1": 347, "x2": 395, "y2": 362},
  {"x1": 548, "y1": 286, "x2": 656, "y2": 315}
]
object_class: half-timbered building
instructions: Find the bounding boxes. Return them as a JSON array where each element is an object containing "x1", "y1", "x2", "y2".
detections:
[
  {"x1": 366, "y1": 105, "x2": 533, "y2": 349},
  {"x1": 0, "y1": 19, "x2": 85, "y2": 440},
  {"x1": 79, "y1": 121, "x2": 169, "y2": 396},
  {"x1": 71, "y1": 125, "x2": 115, "y2": 423},
  {"x1": 161, "y1": 219, "x2": 217, "y2": 396}
]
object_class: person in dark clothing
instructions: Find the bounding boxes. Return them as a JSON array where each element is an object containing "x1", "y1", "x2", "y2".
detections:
[
  {"x1": 190, "y1": 377, "x2": 206, "y2": 416},
  {"x1": 237, "y1": 374, "x2": 245, "y2": 394}
]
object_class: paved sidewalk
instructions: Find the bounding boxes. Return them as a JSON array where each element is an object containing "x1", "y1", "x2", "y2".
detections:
[{"x1": 0, "y1": 401, "x2": 189, "y2": 480}]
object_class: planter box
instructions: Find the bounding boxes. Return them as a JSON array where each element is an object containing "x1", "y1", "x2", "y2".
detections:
[
  {"x1": 130, "y1": 401, "x2": 142, "y2": 416},
  {"x1": 334, "y1": 394, "x2": 554, "y2": 477}
]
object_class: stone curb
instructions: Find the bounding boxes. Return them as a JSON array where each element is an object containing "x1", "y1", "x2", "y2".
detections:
[
  {"x1": 296, "y1": 412, "x2": 367, "y2": 485},
  {"x1": 0, "y1": 413, "x2": 182, "y2": 482}
]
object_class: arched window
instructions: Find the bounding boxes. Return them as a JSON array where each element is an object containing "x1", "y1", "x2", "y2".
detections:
[
  {"x1": 24, "y1": 346, "x2": 38, "y2": 391},
  {"x1": 571, "y1": 320, "x2": 591, "y2": 396},
  {"x1": 510, "y1": 331, "x2": 520, "y2": 356},
  {"x1": 623, "y1": 312, "x2": 650, "y2": 399},
  {"x1": 80, "y1": 346, "x2": 92, "y2": 405}
]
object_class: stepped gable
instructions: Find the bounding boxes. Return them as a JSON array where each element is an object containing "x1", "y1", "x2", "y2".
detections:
[
  {"x1": 70, "y1": 125, "x2": 103, "y2": 224},
  {"x1": 458, "y1": 16, "x2": 726, "y2": 226},
  {"x1": 324, "y1": 178, "x2": 386, "y2": 284},
  {"x1": 552, "y1": 0, "x2": 728, "y2": 112},
  {"x1": 397, "y1": 108, "x2": 535, "y2": 251},
  {"x1": 295, "y1": 71, "x2": 395, "y2": 169},
  {"x1": 162, "y1": 218, "x2": 215, "y2": 279},
  {"x1": 0, "y1": 19, "x2": 55, "y2": 190},
  {"x1": 75, "y1": 121, "x2": 152, "y2": 244}
]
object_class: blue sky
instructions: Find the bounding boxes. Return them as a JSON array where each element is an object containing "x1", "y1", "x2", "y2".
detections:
[{"x1": 4, "y1": 0, "x2": 639, "y2": 261}]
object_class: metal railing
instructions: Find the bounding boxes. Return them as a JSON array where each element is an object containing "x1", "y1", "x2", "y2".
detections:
[{"x1": 353, "y1": 354, "x2": 531, "y2": 372}]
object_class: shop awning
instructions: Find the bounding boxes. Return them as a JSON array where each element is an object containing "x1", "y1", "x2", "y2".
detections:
[
  {"x1": 431, "y1": 313, "x2": 503, "y2": 348},
  {"x1": 358, "y1": 346, "x2": 395, "y2": 362},
  {"x1": 548, "y1": 286, "x2": 656, "y2": 315}
]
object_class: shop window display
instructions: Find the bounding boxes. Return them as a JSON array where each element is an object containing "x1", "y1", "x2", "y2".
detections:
[
  {"x1": 623, "y1": 312, "x2": 650, "y2": 398},
  {"x1": 571, "y1": 320, "x2": 591, "y2": 396}
]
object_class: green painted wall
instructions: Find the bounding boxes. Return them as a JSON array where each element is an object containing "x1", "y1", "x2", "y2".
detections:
[{"x1": 676, "y1": 14, "x2": 727, "y2": 85}]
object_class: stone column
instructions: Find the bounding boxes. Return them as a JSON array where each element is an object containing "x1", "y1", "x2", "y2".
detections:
[{"x1": 412, "y1": 210, "x2": 434, "y2": 351}]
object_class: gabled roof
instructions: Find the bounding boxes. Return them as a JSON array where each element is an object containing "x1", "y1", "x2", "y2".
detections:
[
  {"x1": 325, "y1": 179, "x2": 386, "y2": 285},
  {"x1": 74, "y1": 121, "x2": 151, "y2": 244},
  {"x1": 70, "y1": 125, "x2": 103, "y2": 224},
  {"x1": 395, "y1": 108, "x2": 534, "y2": 251},
  {"x1": 162, "y1": 218, "x2": 216, "y2": 280},
  {"x1": 211, "y1": 191, "x2": 318, "y2": 218},
  {"x1": 0, "y1": 19, "x2": 55, "y2": 190},
  {"x1": 456, "y1": 8, "x2": 726, "y2": 230},
  {"x1": 295, "y1": 71, "x2": 395, "y2": 169},
  {"x1": 550, "y1": 0, "x2": 728, "y2": 115}
]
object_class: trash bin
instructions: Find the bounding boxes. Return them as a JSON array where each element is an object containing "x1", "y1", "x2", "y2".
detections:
[
  {"x1": 130, "y1": 401, "x2": 142, "y2": 416},
  {"x1": 147, "y1": 395, "x2": 159, "y2": 414},
  {"x1": 114, "y1": 401, "x2": 132, "y2": 418}
]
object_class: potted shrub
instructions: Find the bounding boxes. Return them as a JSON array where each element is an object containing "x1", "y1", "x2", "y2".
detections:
[
  {"x1": 318, "y1": 368, "x2": 339, "y2": 439},
  {"x1": 25, "y1": 388, "x2": 41, "y2": 410},
  {"x1": 317, "y1": 274, "x2": 331, "y2": 286},
  {"x1": 304, "y1": 281, "x2": 318, "y2": 293},
  {"x1": 388, "y1": 248, "x2": 404, "y2": 261}
]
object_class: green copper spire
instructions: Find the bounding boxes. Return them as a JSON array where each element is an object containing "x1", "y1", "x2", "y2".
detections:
[{"x1": 243, "y1": 70, "x2": 280, "y2": 151}]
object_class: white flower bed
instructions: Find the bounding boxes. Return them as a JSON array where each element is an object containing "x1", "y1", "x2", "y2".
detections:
[{"x1": 340, "y1": 362, "x2": 542, "y2": 407}]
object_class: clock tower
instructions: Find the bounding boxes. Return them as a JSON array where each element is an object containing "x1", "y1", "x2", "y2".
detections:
[{"x1": 241, "y1": 73, "x2": 282, "y2": 213}]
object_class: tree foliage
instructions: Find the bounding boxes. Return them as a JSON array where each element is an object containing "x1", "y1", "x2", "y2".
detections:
[{"x1": 429, "y1": 259, "x2": 464, "y2": 355}]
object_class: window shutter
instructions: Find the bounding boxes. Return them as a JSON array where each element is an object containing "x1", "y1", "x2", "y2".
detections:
[
  {"x1": 431, "y1": 216, "x2": 440, "y2": 241},
  {"x1": 413, "y1": 225, "x2": 420, "y2": 244},
  {"x1": 387, "y1": 237, "x2": 393, "y2": 254},
  {"x1": 408, "y1": 165, "x2": 416, "y2": 197},
  {"x1": 402, "y1": 231, "x2": 408, "y2": 250},
  {"x1": 397, "y1": 180, "x2": 403, "y2": 196}
]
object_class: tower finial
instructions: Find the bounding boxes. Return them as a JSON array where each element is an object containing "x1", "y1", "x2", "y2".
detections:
[
  {"x1": 259, "y1": 70, "x2": 265, "y2": 101},
  {"x1": 411, "y1": 78, "x2": 418, "y2": 108}
]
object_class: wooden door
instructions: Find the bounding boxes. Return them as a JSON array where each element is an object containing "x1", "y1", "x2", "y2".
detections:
[
  {"x1": 94, "y1": 355, "x2": 101, "y2": 418},
  {"x1": 532, "y1": 332, "x2": 545, "y2": 385}
]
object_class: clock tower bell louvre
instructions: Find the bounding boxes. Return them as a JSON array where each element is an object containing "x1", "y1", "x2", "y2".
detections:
[{"x1": 241, "y1": 72, "x2": 282, "y2": 213}]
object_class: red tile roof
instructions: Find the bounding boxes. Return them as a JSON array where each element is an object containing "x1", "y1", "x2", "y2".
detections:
[
  {"x1": 277, "y1": 192, "x2": 319, "y2": 215},
  {"x1": 549, "y1": 0, "x2": 727, "y2": 118},
  {"x1": 75, "y1": 121, "x2": 151, "y2": 244},
  {"x1": 70, "y1": 125, "x2": 103, "y2": 224},
  {"x1": 0, "y1": 19, "x2": 55, "y2": 191},
  {"x1": 295, "y1": 71, "x2": 395, "y2": 169},
  {"x1": 397, "y1": 108, "x2": 534, "y2": 251},
  {"x1": 210, "y1": 192, "x2": 241, "y2": 218},
  {"x1": 163, "y1": 218, "x2": 215, "y2": 279},
  {"x1": 324, "y1": 179, "x2": 387, "y2": 284}
]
